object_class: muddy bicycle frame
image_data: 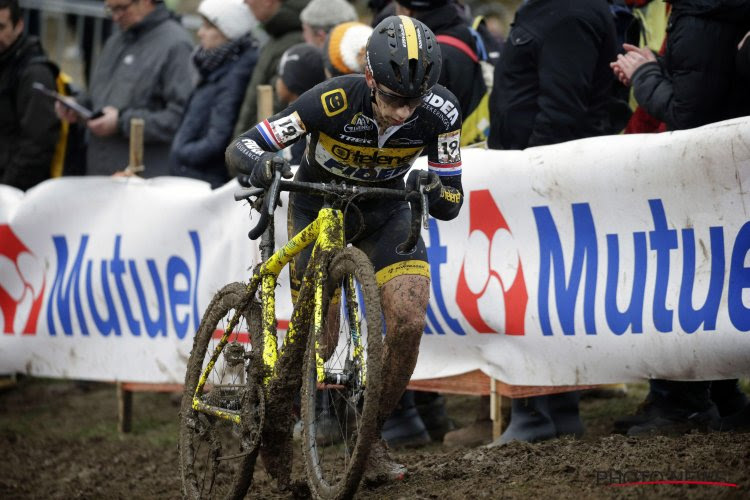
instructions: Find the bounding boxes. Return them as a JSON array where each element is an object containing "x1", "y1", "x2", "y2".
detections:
[{"x1": 190, "y1": 173, "x2": 428, "y2": 425}]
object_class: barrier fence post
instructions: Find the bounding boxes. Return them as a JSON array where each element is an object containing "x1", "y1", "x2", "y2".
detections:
[
  {"x1": 257, "y1": 84, "x2": 273, "y2": 124},
  {"x1": 490, "y1": 378, "x2": 504, "y2": 440},
  {"x1": 125, "y1": 118, "x2": 145, "y2": 175},
  {"x1": 117, "y1": 382, "x2": 132, "y2": 433}
]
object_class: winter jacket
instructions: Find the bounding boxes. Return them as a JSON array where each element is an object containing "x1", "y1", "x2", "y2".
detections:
[
  {"x1": 233, "y1": 0, "x2": 306, "y2": 138},
  {"x1": 0, "y1": 34, "x2": 60, "y2": 190},
  {"x1": 82, "y1": 4, "x2": 194, "y2": 176},
  {"x1": 631, "y1": 0, "x2": 750, "y2": 130},
  {"x1": 170, "y1": 42, "x2": 258, "y2": 188},
  {"x1": 488, "y1": 0, "x2": 617, "y2": 150}
]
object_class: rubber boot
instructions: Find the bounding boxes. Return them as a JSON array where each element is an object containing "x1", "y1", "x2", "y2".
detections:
[
  {"x1": 548, "y1": 391, "x2": 584, "y2": 438},
  {"x1": 487, "y1": 395, "x2": 556, "y2": 447},
  {"x1": 414, "y1": 391, "x2": 456, "y2": 441},
  {"x1": 381, "y1": 390, "x2": 431, "y2": 448},
  {"x1": 626, "y1": 380, "x2": 719, "y2": 436},
  {"x1": 711, "y1": 402, "x2": 750, "y2": 432},
  {"x1": 710, "y1": 379, "x2": 749, "y2": 417}
]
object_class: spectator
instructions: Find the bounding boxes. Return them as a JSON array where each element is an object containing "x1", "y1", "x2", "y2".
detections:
[
  {"x1": 276, "y1": 43, "x2": 325, "y2": 105},
  {"x1": 170, "y1": 0, "x2": 258, "y2": 188},
  {"x1": 483, "y1": 0, "x2": 618, "y2": 446},
  {"x1": 232, "y1": 0, "x2": 307, "y2": 141},
  {"x1": 610, "y1": 0, "x2": 750, "y2": 436},
  {"x1": 300, "y1": 0, "x2": 358, "y2": 48},
  {"x1": 275, "y1": 42, "x2": 325, "y2": 164},
  {"x1": 0, "y1": 0, "x2": 59, "y2": 190},
  {"x1": 322, "y1": 21, "x2": 372, "y2": 77},
  {"x1": 56, "y1": 0, "x2": 194, "y2": 178}
]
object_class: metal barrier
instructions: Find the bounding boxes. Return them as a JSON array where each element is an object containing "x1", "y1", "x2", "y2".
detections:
[{"x1": 18, "y1": 0, "x2": 200, "y2": 83}]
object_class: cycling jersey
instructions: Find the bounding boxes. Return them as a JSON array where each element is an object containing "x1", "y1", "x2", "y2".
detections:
[
  {"x1": 227, "y1": 74, "x2": 464, "y2": 290},
  {"x1": 227, "y1": 74, "x2": 464, "y2": 221}
]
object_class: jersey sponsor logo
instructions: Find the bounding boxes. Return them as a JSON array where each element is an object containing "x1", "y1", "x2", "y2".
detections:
[
  {"x1": 239, "y1": 138, "x2": 266, "y2": 157},
  {"x1": 343, "y1": 113, "x2": 375, "y2": 133},
  {"x1": 321, "y1": 88, "x2": 348, "y2": 117},
  {"x1": 423, "y1": 91, "x2": 460, "y2": 127},
  {"x1": 389, "y1": 137, "x2": 423, "y2": 146},
  {"x1": 339, "y1": 134, "x2": 373, "y2": 144},
  {"x1": 315, "y1": 132, "x2": 422, "y2": 181}
]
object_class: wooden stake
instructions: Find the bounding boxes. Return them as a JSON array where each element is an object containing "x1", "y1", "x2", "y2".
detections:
[
  {"x1": 490, "y1": 378, "x2": 504, "y2": 440},
  {"x1": 125, "y1": 118, "x2": 145, "y2": 174},
  {"x1": 117, "y1": 381, "x2": 133, "y2": 433},
  {"x1": 257, "y1": 85, "x2": 273, "y2": 124}
]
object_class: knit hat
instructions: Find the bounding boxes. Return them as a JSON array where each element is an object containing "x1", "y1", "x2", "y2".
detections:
[
  {"x1": 323, "y1": 22, "x2": 373, "y2": 76},
  {"x1": 300, "y1": 0, "x2": 358, "y2": 30},
  {"x1": 395, "y1": 0, "x2": 449, "y2": 10},
  {"x1": 278, "y1": 43, "x2": 326, "y2": 96},
  {"x1": 198, "y1": 0, "x2": 257, "y2": 40}
]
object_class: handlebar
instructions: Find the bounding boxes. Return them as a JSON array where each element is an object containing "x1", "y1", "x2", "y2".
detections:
[{"x1": 234, "y1": 177, "x2": 429, "y2": 253}]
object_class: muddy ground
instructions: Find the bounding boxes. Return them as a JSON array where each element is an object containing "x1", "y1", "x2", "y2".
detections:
[{"x1": 1, "y1": 377, "x2": 748, "y2": 499}]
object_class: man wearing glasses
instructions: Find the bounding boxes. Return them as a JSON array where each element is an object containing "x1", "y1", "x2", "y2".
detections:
[
  {"x1": 226, "y1": 15, "x2": 463, "y2": 483},
  {"x1": 56, "y1": 0, "x2": 193, "y2": 177}
]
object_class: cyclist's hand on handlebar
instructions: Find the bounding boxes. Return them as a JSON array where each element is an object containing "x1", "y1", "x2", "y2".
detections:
[
  {"x1": 237, "y1": 174, "x2": 253, "y2": 187},
  {"x1": 251, "y1": 153, "x2": 293, "y2": 189},
  {"x1": 406, "y1": 170, "x2": 442, "y2": 206}
]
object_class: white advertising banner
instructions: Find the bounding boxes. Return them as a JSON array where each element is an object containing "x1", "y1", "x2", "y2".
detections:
[{"x1": 1, "y1": 117, "x2": 749, "y2": 386}]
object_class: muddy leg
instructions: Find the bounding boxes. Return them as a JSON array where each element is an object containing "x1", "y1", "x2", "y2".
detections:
[{"x1": 378, "y1": 275, "x2": 430, "y2": 426}]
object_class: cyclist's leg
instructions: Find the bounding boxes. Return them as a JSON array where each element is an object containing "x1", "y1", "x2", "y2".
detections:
[{"x1": 354, "y1": 201, "x2": 430, "y2": 423}]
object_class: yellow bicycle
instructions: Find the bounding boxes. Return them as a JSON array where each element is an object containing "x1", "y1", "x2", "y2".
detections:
[{"x1": 178, "y1": 168, "x2": 429, "y2": 499}]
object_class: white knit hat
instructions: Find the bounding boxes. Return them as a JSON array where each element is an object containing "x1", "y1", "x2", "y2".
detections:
[
  {"x1": 198, "y1": 0, "x2": 257, "y2": 40},
  {"x1": 300, "y1": 0, "x2": 358, "y2": 30}
]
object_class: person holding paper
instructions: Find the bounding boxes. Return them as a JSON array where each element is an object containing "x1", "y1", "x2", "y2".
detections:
[{"x1": 0, "y1": 0, "x2": 59, "y2": 190}]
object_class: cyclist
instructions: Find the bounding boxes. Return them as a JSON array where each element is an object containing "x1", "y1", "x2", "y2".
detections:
[{"x1": 226, "y1": 15, "x2": 464, "y2": 482}]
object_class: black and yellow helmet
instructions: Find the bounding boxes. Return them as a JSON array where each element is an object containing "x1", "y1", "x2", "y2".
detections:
[{"x1": 366, "y1": 15, "x2": 441, "y2": 98}]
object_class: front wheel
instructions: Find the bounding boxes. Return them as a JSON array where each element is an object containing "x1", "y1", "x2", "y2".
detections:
[
  {"x1": 179, "y1": 282, "x2": 264, "y2": 499},
  {"x1": 300, "y1": 247, "x2": 384, "y2": 499}
]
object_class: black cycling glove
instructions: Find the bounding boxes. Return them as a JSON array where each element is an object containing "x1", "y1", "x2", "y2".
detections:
[
  {"x1": 250, "y1": 153, "x2": 293, "y2": 189},
  {"x1": 406, "y1": 170, "x2": 442, "y2": 206}
]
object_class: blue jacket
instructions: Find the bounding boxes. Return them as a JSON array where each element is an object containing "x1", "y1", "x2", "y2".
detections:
[{"x1": 171, "y1": 45, "x2": 258, "y2": 187}]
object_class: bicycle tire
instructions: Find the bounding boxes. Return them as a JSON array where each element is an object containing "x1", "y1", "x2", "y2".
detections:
[
  {"x1": 179, "y1": 282, "x2": 264, "y2": 499},
  {"x1": 300, "y1": 247, "x2": 384, "y2": 500}
]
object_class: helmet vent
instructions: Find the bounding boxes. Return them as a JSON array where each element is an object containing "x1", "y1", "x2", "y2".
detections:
[
  {"x1": 422, "y1": 62, "x2": 434, "y2": 89},
  {"x1": 391, "y1": 60, "x2": 403, "y2": 84},
  {"x1": 408, "y1": 58, "x2": 419, "y2": 87}
]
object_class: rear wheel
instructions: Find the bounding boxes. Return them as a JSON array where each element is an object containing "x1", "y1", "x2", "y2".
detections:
[
  {"x1": 179, "y1": 282, "x2": 264, "y2": 499},
  {"x1": 300, "y1": 247, "x2": 384, "y2": 499}
]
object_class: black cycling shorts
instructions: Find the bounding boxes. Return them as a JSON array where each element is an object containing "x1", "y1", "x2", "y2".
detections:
[{"x1": 287, "y1": 191, "x2": 429, "y2": 301}]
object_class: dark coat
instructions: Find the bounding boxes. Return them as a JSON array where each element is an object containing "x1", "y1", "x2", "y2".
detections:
[
  {"x1": 631, "y1": 0, "x2": 750, "y2": 130},
  {"x1": 170, "y1": 45, "x2": 258, "y2": 188},
  {"x1": 0, "y1": 34, "x2": 59, "y2": 190},
  {"x1": 488, "y1": 0, "x2": 617, "y2": 150}
]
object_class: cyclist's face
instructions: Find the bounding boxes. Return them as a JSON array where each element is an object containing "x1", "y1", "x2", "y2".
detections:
[
  {"x1": 366, "y1": 70, "x2": 423, "y2": 127},
  {"x1": 0, "y1": 8, "x2": 23, "y2": 54}
]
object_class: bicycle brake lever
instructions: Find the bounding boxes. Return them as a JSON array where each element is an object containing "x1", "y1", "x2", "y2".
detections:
[
  {"x1": 419, "y1": 186, "x2": 429, "y2": 230},
  {"x1": 266, "y1": 169, "x2": 283, "y2": 216}
]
